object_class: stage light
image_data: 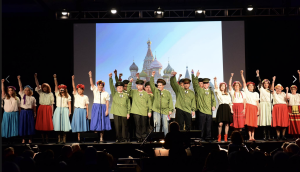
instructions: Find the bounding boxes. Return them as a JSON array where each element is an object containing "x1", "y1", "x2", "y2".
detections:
[
  {"x1": 247, "y1": 5, "x2": 254, "y2": 11},
  {"x1": 196, "y1": 10, "x2": 203, "y2": 14},
  {"x1": 61, "y1": 9, "x2": 68, "y2": 15},
  {"x1": 154, "y1": 7, "x2": 164, "y2": 18},
  {"x1": 111, "y1": 8, "x2": 117, "y2": 14},
  {"x1": 195, "y1": 8, "x2": 205, "y2": 18},
  {"x1": 159, "y1": 140, "x2": 165, "y2": 143}
]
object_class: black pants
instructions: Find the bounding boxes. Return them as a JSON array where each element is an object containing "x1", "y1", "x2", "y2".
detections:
[
  {"x1": 128, "y1": 113, "x2": 135, "y2": 140},
  {"x1": 176, "y1": 108, "x2": 192, "y2": 131},
  {"x1": 133, "y1": 114, "x2": 148, "y2": 139},
  {"x1": 197, "y1": 112, "x2": 212, "y2": 138},
  {"x1": 113, "y1": 115, "x2": 128, "y2": 141}
]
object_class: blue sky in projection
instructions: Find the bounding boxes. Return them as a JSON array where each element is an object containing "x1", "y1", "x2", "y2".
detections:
[{"x1": 96, "y1": 22, "x2": 223, "y2": 94}]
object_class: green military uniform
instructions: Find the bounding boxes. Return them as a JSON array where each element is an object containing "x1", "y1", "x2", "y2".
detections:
[{"x1": 170, "y1": 76, "x2": 196, "y2": 130}]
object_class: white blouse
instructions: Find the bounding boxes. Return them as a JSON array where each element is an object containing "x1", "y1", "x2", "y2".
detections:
[
  {"x1": 91, "y1": 86, "x2": 110, "y2": 104},
  {"x1": 73, "y1": 91, "x2": 89, "y2": 108},
  {"x1": 19, "y1": 91, "x2": 37, "y2": 109},
  {"x1": 229, "y1": 89, "x2": 246, "y2": 103},
  {"x1": 35, "y1": 86, "x2": 54, "y2": 105},
  {"x1": 273, "y1": 92, "x2": 287, "y2": 105},
  {"x1": 288, "y1": 93, "x2": 300, "y2": 106},
  {"x1": 214, "y1": 89, "x2": 232, "y2": 105},
  {"x1": 2, "y1": 96, "x2": 20, "y2": 112},
  {"x1": 55, "y1": 91, "x2": 71, "y2": 107},
  {"x1": 258, "y1": 86, "x2": 273, "y2": 102},
  {"x1": 243, "y1": 87, "x2": 259, "y2": 106}
]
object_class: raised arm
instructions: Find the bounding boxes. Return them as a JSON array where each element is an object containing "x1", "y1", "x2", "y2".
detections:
[
  {"x1": 177, "y1": 74, "x2": 182, "y2": 82},
  {"x1": 240, "y1": 70, "x2": 246, "y2": 89},
  {"x1": 286, "y1": 87, "x2": 290, "y2": 100},
  {"x1": 114, "y1": 69, "x2": 119, "y2": 82},
  {"x1": 170, "y1": 71, "x2": 179, "y2": 93},
  {"x1": 1, "y1": 79, "x2": 5, "y2": 98},
  {"x1": 34, "y1": 73, "x2": 40, "y2": 89},
  {"x1": 298, "y1": 70, "x2": 300, "y2": 83},
  {"x1": 271, "y1": 76, "x2": 276, "y2": 93},
  {"x1": 17, "y1": 75, "x2": 23, "y2": 92},
  {"x1": 53, "y1": 74, "x2": 58, "y2": 92},
  {"x1": 191, "y1": 70, "x2": 199, "y2": 89},
  {"x1": 127, "y1": 78, "x2": 133, "y2": 97},
  {"x1": 214, "y1": 77, "x2": 218, "y2": 89},
  {"x1": 136, "y1": 73, "x2": 140, "y2": 80},
  {"x1": 256, "y1": 70, "x2": 262, "y2": 88},
  {"x1": 72, "y1": 75, "x2": 76, "y2": 94},
  {"x1": 229, "y1": 73, "x2": 234, "y2": 91},
  {"x1": 88, "y1": 71, "x2": 95, "y2": 88},
  {"x1": 150, "y1": 71, "x2": 157, "y2": 94},
  {"x1": 109, "y1": 73, "x2": 116, "y2": 95}
]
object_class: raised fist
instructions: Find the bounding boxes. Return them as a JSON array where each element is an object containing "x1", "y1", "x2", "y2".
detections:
[
  {"x1": 88, "y1": 71, "x2": 92, "y2": 76},
  {"x1": 298, "y1": 70, "x2": 300, "y2": 75},
  {"x1": 171, "y1": 71, "x2": 177, "y2": 76},
  {"x1": 53, "y1": 74, "x2": 57, "y2": 78},
  {"x1": 17, "y1": 75, "x2": 21, "y2": 79},
  {"x1": 240, "y1": 70, "x2": 243, "y2": 74},
  {"x1": 72, "y1": 75, "x2": 75, "y2": 79},
  {"x1": 130, "y1": 78, "x2": 133, "y2": 82},
  {"x1": 231, "y1": 73, "x2": 234, "y2": 77},
  {"x1": 152, "y1": 71, "x2": 156, "y2": 76},
  {"x1": 136, "y1": 73, "x2": 140, "y2": 78},
  {"x1": 179, "y1": 74, "x2": 182, "y2": 77},
  {"x1": 214, "y1": 77, "x2": 217, "y2": 81},
  {"x1": 196, "y1": 70, "x2": 200, "y2": 77},
  {"x1": 114, "y1": 69, "x2": 117, "y2": 75},
  {"x1": 34, "y1": 73, "x2": 37, "y2": 78},
  {"x1": 1, "y1": 79, "x2": 5, "y2": 83},
  {"x1": 109, "y1": 73, "x2": 112, "y2": 78},
  {"x1": 286, "y1": 87, "x2": 289, "y2": 91},
  {"x1": 256, "y1": 70, "x2": 259, "y2": 76},
  {"x1": 273, "y1": 76, "x2": 276, "y2": 81}
]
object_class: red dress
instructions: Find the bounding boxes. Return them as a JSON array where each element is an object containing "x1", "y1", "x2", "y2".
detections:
[{"x1": 288, "y1": 106, "x2": 300, "y2": 135}]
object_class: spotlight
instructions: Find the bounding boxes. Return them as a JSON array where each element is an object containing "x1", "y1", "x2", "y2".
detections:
[
  {"x1": 247, "y1": 6, "x2": 254, "y2": 11},
  {"x1": 111, "y1": 8, "x2": 117, "y2": 14},
  {"x1": 196, "y1": 10, "x2": 203, "y2": 14},
  {"x1": 61, "y1": 9, "x2": 68, "y2": 15},
  {"x1": 195, "y1": 8, "x2": 205, "y2": 18},
  {"x1": 154, "y1": 7, "x2": 164, "y2": 18}
]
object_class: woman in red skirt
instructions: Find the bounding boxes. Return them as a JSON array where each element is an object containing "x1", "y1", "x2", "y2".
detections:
[
  {"x1": 241, "y1": 70, "x2": 259, "y2": 141},
  {"x1": 34, "y1": 73, "x2": 54, "y2": 144},
  {"x1": 286, "y1": 85, "x2": 300, "y2": 140},
  {"x1": 271, "y1": 76, "x2": 289, "y2": 140},
  {"x1": 229, "y1": 73, "x2": 246, "y2": 131}
]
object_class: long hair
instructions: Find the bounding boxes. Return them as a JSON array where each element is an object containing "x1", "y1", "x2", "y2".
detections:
[
  {"x1": 24, "y1": 87, "x2": 34, "y2": 96},
  {"x1": 219, "y1": 83, "x2": 228, "y2": 95},
  {"x1": 59, "y1": 89, "x2": 69, "y2": 98},
  {"x1": 6, "y1": 87, "x2": 17, "y2": 99},
  {"x1": 41, "y1": 83, "x2": 51, "y2": 93}
]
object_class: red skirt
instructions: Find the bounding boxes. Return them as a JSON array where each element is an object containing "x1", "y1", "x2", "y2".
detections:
[
  {"x1": 245, "y1": 103, "x2": 258, "y2": 128},
  {"x1": 230, "y1": 103, "x2": 245, "y2": 129},
  {"x1": 288, "y1": 106, "x2": 300, "y2": 135},
  {"x1": 272, "y1": 104, "x2": 289, "y2": 127},
  {"x1": 35, "y1": 105, "x2": 54, "y2": 131}
]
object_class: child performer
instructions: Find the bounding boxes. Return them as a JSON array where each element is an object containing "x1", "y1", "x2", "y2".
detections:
[
  {"x1": 34, "y1": 73, "x2": 54, "y2": 144},
  {"x1": 229, "y1": 73, "x2": 246, "y2": 131},
  {"x1": 109, "y1": 72, "x2": 131, "y2": 142},
  {"x1": 17, "y1": 75, "x2": 36, "y2": 144},
  {"x1": 53, "y1": 74, "x2": 71, "y2": 144},
  {"x1": 214, "y1": 77, "x2": 233, "y2": 142},
  {"x1": 286, "y1": 84, "x2": 300, "y2": 140},
  {"x1": 241, "y1": 70, "x2": 259, "y2": 141},
  {"x1": 71, "y1": 75, "x2": 90, "y2": 142},
  {"x1": 271, "y1": 76, "x2": 289, "y2": 140},
  {"x1": 1, "y1": 79, "x2": 20, "y2": 144},
  {"x1": 88, "y1": 71, "x2": 111, "y2": 143}
]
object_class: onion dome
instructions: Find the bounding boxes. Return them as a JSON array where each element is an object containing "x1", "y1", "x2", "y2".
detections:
[
  {"x1": 150, "y1": 57, "x2": 163, "y2": 69},
  {"x1": 140, "y1": 70, "x2": 148, "y2": 77},
  {"x1": 163, "y1": 62, "x2": 174, "y2": 74},
  {"x1": 129, "y1": 61, "x2": 138, "y2": 71}
]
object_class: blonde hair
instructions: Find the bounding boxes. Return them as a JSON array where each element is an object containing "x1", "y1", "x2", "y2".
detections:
[{"x1": 24, "y1": 87, "x2": 34, "y2": 96}]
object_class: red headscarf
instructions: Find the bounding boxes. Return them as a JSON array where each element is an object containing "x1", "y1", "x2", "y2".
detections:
[{"x1": 76, "y1": 84, "x2": 85, "y2": 90}]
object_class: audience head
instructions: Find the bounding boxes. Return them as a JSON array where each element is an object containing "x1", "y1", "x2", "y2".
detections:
[
  {"x1": 4, "y1": 147, "x2": 15, "y2": 158},
  {"x1": 230, "y1": 131, "x2": 244, "y2": 145},
  {"x1": 281, "y1": 142, "x2": 290, "y2": 152},
  {"x1": 61, "y1": 145, "x2": 73, "y2": 158},
  {"x1": 286, "y1": 143, "x2": 300, "y2": 155},
  {"x1": 85, "y1": 147, "x2": 97, "y2": 164},
  {"x1": 71, "y1": 143, "x2": 81, "y2": 153},
  {"x1": 169, "y1": 121, "x2": 180, "y2": 132},
  {"x1": 296, "y1": 138, "x2": 300, "y2": 147}
]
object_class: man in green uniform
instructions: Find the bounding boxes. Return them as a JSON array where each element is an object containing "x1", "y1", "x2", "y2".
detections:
[
  {"x1": 127, "y1": 78, "x2": 152, "y2": 142},
  {"x1": 109, "y1": 73, "x2": 131, "y2": 142},
  {"x1": 170, "y1": 71, "x2": 196, "y2": 131},
  {"x1": 192, "y1": 70, "x2": 216, "y2": 140},
  {"x1": 150, "y1": 71, "x2": 174, "y2": 136}
]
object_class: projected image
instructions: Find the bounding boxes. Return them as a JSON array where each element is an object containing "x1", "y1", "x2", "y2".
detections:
[{"x1": 95, "y1": 22, "x2": 223, "y2": 118}]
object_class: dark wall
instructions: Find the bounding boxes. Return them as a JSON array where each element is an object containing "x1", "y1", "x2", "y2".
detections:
[{"x1": 2, "y1": 17, "x2": 300, "y2": 96}]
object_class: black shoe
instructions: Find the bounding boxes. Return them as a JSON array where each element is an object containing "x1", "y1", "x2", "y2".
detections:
[
  {"x1": 116, "y1": 140, "x2": 120, "y2": 143},
  {"x1": 276, "y1": 136, "x2": 280, "y2": 141},
  {"x1": 282, "y1": 136, "x2": 287, "y2": 140},
  {"x1": 268, "y1": 136, "x2": 273, "y2": 141}
]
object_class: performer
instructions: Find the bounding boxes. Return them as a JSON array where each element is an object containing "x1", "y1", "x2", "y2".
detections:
[
  {"x1": 286, "y1": 84, "x2": 300, "y2": 139},
  {"x1": 177, "y1": 74, "x2": 184, "y2": 88},
  {"x1": 53, "y1": 74, "x2": 72, "y2": 144},
  {"x1": 145, "y1": 81, "x2": 154, "y2": 130},
  {"x1": 88, "y1": 71, "x2": 111, "y2": 142},
  {"x1": 241, "y1": 70, "x2": 259, "y2": 141},
  {"x1": 198, "y1": 78, "x2": 204, "y2": 88},
  {"x1": 1, "y1": 79, "x2": 20, "y2": 144},
  {"x1": 191, "y1": 70, "x2": 216, "y2": 140},
  {"x1": 114, "y1": 70, "x2": 129, "y2": 93},
  {"x1": 109, "y1": 72, "x2": 131, "y2": 142},
  {"x1": 256, "y1": 70, "x2": 273, "y2": 140},
  {"x1": 170, "y1": 71, "x2": 196, "y2": 131},
  {"x1": 127, "y1": 78, "x2": 152, "y2": 142},
  {"x1": 34, "y1": 73, "x2": 54, "y2": 144},
  {"x1": 228, "y1": 73, "x2": 246, "y2": 131},
  {"x1": 71, "y1": 75, "x2": 90, "y2": 143},
  {"x1": 150, "y1": 71, "x2": 174, "y2": 136},
  {"x1": 17, "y1": 75, "x2": 36, "y2": 144},
  {"x1": 213, "y1": 77, "x2": 233, "y2": 142},
  {"x1": 271, "y1": 76, "x2": 289, "y2": 140}
]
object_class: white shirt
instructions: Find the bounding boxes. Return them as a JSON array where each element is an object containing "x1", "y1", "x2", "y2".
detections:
[
  {"x1": 288, "y1": 93, "x2": 300, "y2": 106},
  {"x1": 243, "y1": 87, "x2": 259, "y2": 106},
  {"x1": 19, "y1": 91, "x2": 37, "y2": 109},
  {"x1": 55, "y1": 91, "x2": 71, "y2": 107},
  {"x1": 2, "y1": 96, "x2": 20, "y2": 112},
  {"x1": 35, "y1": 86, "x2": 54, "y2": 105},
  {"x1": 258, "y1": 86, "x2": 273, "y2": 102},
  {"x1": 229, "y1": 89, "x2": 246, "y2": 103},
  {"x1": 273, "y1": 92, "x2": 287, "y2": 105},
  {"x1": 73, "y1": 91, "x2": 89, "y2": 108},
  {"x1": 91, "y1": 86, "x2": 110, "y2": 104},
  {"x1": 214, "y1": 89, "x2": 232, "y2": 105}
]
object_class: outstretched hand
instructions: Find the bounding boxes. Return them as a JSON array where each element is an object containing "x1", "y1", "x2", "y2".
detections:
[
  {"x1": 273, "y1": 76, "x2": 276, "y2": 81},
  {"x1": 256, "y1": 70, "x2": 259, "y2": 76},
  {"x1": 109, "y1": 73, "x2": 112, "y2": 78}
]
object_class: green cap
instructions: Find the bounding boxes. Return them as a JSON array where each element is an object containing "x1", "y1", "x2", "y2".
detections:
[{"x1": 136, "y1": 80, "x2": 144, "y2": 85}]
